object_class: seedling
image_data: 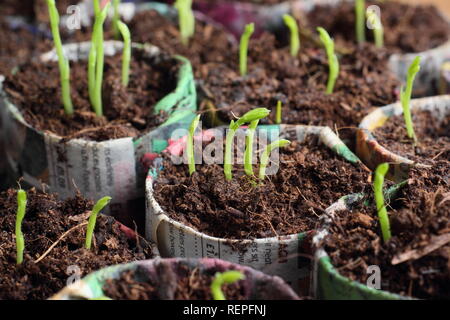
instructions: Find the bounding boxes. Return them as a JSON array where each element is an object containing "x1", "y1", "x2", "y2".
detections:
[
  {"x1": 85, "y1": 196, "x2": 112, "y2": 250},
  {"x1": 112, "y1": 0, "x2": 121, "y2": 39},
  {"x1": 401, "y1": 56, "x2": 421, "y2": 142},
  {"x1": 88, "y1": 3, "x2": 110, "y2": 117},
  {"x1": 317, "y1": 27, "x2": 339, "y2": 94},
  {"x1": 275, "y1": 100, "x2": 282, "y2": 124},
  {"x1": 374, "y1": 163, "x2": 391, "y2": 243},
  {"x1": 283, "y1": 14, "x2": 300, "y2": 57},
  {"x1": 15, "y1": 189, "x2": 27, "y2": 265},
  {"x1": 239, "y1": 23, "x2": 255, "y2": 77},
  {"x1": 93, "y1": 0, "x2": 101, "y2": 16},
  {"x1": 259, "y1": 139, "x2": 290, "y2": 180},
  {"x1": 224, "y1": 108, "x2": 270, "y2": 181},
  {"x1": 210, "y1": 271, "x2": 245, "y2": 300},
  {"x1": 366, "y1": 8, "x2": 384, "y2": 48},
  {"x1": 187, "y1": 115, "x2": 201, "y2": 175},
  {"x1": 47, "y1": 0, "x2": 73, "y2": 115},
  {"x1": 174, "y1": 0, "x2": 195, "y2": 46},
  {"x1": 244, "y1": 119, "x2": 259, "y2": 176},
  {"x1": 355, "y1": 0, "x2": 366, "y2": 44},
  {"x1": 117, "y1": 21, "x2": 131, "y2": 87}
]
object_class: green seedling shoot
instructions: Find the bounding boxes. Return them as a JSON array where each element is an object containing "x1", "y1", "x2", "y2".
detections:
[
  {"x1": 187, "y1": 115, "x2": 201, "y2": 175},
  {"x1": 117, "y1": 20, "x2": 131, "y2": 87},
  {"x1": 355, "y1": 0, "x2": 366, "y2": 44},
  {"x1": 374, "y1": 163, "x2": 391, "y2": 243},
  {"x1": 283, "y1": 14, "x2": 300, "y2": 57},
  {"x1": 175, "y1": 0, "x2": 195, "y2": 46},
  {"x1": 88, "y1": 2, "x2": 110, "y2": 117},
  {"x1": 85, "y1": 196, "x2": 112, "y2": 250},
  {"x1": 15, "y1": 189, "x2": 27, "y2": 265},
  {"x1": 259, "y1": 139, "x2": 290, "y2": 180},
  {"x1": 244, "y1": 119, "x2": 259, "y2": 176},
  {"x1": 112, "y1": 0, "x2": 121, "y2": 39},
  {"x1": 93, "y1": 0, "x2": 101, "y2": 16},
  {"x1": 318, "y1": 27, "x2": 339, "y2": 94},
  {"x1": 366, "y1": 8, "x2": 384, "y2": 48},
  {"x1": 47, "y1": 0, "x2": 73, "y2": 115},
  {"x1": 211, "y1": 271, "x2": 245, "y2": 300},
  {"x1": 275, "y1": 100, "x2": 282, "y2": 124},
  {"x1": 401, "y1": 56, "x2": 421, "y2": 142},
  {"x1": 224, "y1": 108, "x2": 270, "y2": 181},
  {"x1": 239, "y1": 23, "x2": 255, "y2": 77}
]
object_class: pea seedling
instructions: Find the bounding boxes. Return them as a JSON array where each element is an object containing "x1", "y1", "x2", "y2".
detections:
[
  {"x1": 283, "y1": 14, "x2": 300, "y2": 57},
  {"x1": 85, "y1": 196, "x2": 112, "y2": 250},
  {"x1": 187, "y1": 115, "x2": 201, "y2": 175},
  {"x1": 47, "y1": 0, "x2": 73, "y2": 115},
  {"x1": 15, "y1": 189, "x2": 27, "y2": 265},
  {"x1": 374, "y1": 163, "x2": 391, "y2": 242},
  {"x1": 239, "y1": 23, "x2": 255, "y2": 77},
  {"x1": 259, "y1": 139, "x2": 291, "y2": 180},
  {"x1": 174, "y1": 0, "x2": 195, "y2": 46},
  {"x1": 88, "y1": 3, "x2": 110, "y2": 116},
  {"x1": 117, "y1": 21, "x2": 131, "y2": 87},
  {"x1": 93, "y1": 0, "x2": 101, "y2": 16},
  {"x1": 366, "y1": 8, "x2": 384, "y2": 48},
  {"x1": 317, "y1": 27, "x2": 339, "y2": 94},
  {"x1": 275, "y1": 100, "x2": 282, "y2": 124},
  {"x1": 224, "y1": 108, "x2": 270, "y2": 180},
  {"x1": 355, "y1": 0, "x2": 366, "y2": 44},
  {"x1": 112, "y1": 0, "x2": 121, "y2": 39},
  {"x1": 401, "y1": 56, "x2": 421, "y2": 142},
  {"x1": 210, "y1": 271, "x2": 245, "y2": 300},
  {"x1": 244, "y1": 119, "x2": 260, "y2": 176}
]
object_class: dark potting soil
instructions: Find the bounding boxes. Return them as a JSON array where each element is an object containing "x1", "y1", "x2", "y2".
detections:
[
  {"x1": 103, "y1": 265, "x2": 246, "y2": 300},
  {"x1": 306, "y1": 1, "x2": 450, "y2": 53},
  {"x1": 322, "y1": 164, "x2": 450, "y2": 299},
  {"x1": 3, "y1": 51, "x2": 180, "y2": 141},
  {"x1": 0, "y1": 188, "x2": 154, "y2": 300},
  {"x1": 153, "y1": 137, "x2": 371, "y2": 240},
  {"x1": 373, "y1": 110, "x2": 450, "y2": 165}
]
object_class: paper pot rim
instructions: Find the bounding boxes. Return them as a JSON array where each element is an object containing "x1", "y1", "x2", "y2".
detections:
[
  {"x1": 0, "y1": 40, "x2": 195, "y2": 145},
  {"x1": 145, "y1": 124, "x2": 364, "y2": 244}
]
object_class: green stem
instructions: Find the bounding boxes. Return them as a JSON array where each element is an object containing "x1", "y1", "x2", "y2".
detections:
[
  {"x1": 367, "y1": 9, "x2": 384, "y2": 48},
  {"x1": 112, "y1": 0, "x2": 121, "y2": 39},
  {"x1": 355, "y1": 0, "x2": 366, "y2": 44},
  {"x1": 175, "y1": 0, "x2": 195, "y2": 46},
  {"x1": 317, "y1": 27, "x2": 339, "y2": 94},
  {"x1": 117, "y1": 21, "x2": 131, "y2": 87},
  {"x1": 15, "y1": 190, "x2": 27, "y2": 265},
  {"x1": 85, "y1": 196, "x2": 112, "y2": 250},
  {"x1": 259, "y1": 139, "x2": 290, "y2": 180},
  {"x1": 239, "y1": 23, "x2": 255, "y2": 77},
  {"x1": 244, "y1": 120, "x2": 259, "y2": 176},
  {"x1": 187, "y1": 115, "x2": 201, "y2": 175},
  {"x1": 283, "y1": 14, "x2": 300, "y2": 57},
  {"x1": 275, "y1": 100, "x2": 282, "y2": 124},
  {"x1": 401, "y1": 56, "x2": 421, "y2": 142},
  {"x1": 93, "y1": 0, "x2": 100, "y2": 16},
  {"x1": 211, "y1": 271, "x2": 245, "y2": 300},
  {"x1": 374, "y1": 163, "x2": 391, "y2": 243}
]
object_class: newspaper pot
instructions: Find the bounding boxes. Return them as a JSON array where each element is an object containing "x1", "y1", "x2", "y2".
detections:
[
  {"x1": 145, "y1": 124, "x2": 364, "y2": 296},
  {"x1": 50, "y1": 257, "x2": 300, "y2": 300},
  {"x1": 356, "y1": 95, "x2": 450, "y2": 183},
  {"x1": 0, "y1": 40, "x2": 197, "y2": 227}
]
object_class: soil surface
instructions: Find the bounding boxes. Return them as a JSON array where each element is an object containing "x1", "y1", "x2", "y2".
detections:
[
  {"x1": 153, "y1": 137, "x2": 371, "y2": 239},
  {"x1": 322, "y1": 163, "x2": 450, "y2": 299},
  {"x1": 0, "y1": 188, "x2": 154, "y2": 300},
  {"x1": 4, "y1": 50, "x2": 179, "y2": 141},
  {"x1": 103, "y1": 265, "x2": 246, "y2": 300},
  {"x1": 306, "y1": 1, "x2": 450, "y2": 53},
  {"x1": 373, "y1": 110, "x2": 450, "y2": 164}
]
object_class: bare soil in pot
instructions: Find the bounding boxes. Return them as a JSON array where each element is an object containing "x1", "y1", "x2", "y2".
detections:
[
  {"x1": 3, "y1": 50, "x2": 180, "y2": 141},
  {"x1": 154, "y1": 137, "x2": 371, "y2": 240},
  {"x1": 305, "y1": 1, "x2": 450, "y2": 54},
  {"x1": 0, "y1": 188, "x2": 154, "y2": 300},
  {"x1": 321, "y1": 164, "x2": 449, "y2": 299}
]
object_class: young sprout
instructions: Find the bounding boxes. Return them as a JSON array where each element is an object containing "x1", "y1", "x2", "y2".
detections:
[
  {"x1": 47, "y1": 0, "x2": 73, "y2": 115},
  {"x1": 15, "y1": 190, "x2": 27, "y2": 265},
  {"x1": 374, "y1": 163, "x2": 391, "y2": 243},
  {"x1": 117, "y1": 21, "x2": 131, "y2": 87},
  {"x1": 259, "y1": 139, "x2": 290, "y2": 180},
  {"x1": 401, "y1": 56, "x2": 421, "y2": 142},
  {"x1": 187, "y1": 115, "x2": 201, "y2": 175},
  {"x1": 275, "y1": 100, "x2": 282, "y2": 124},
  {"x1": 112, "y1": 0, "x2": 121, "y2": 39},
  {"x1": 244, "y1": 119, "x2": 259, "y2": 176},
  {"x1": 88, "y1": 2, "x2": 110, "y2": 117},
  {"x1": 239, "y1": 23, "x2": 255, "y2": 77},
  {"x1": 366, "y1": 8, "x2": 384, "y2": 48},
  {"x1": 85, "y1": 196, "x2": 112, "y2": 250},
  {"x1": 283, "y1": 14, "x2": 300, "y2": 57},
  {"x1": 210, "y1": 271, "x2": 245, "y2": 300},
  {"x1": 224, "y1": 108, "x2": 270, "y2": 181},
  {"x1": 355, "y1": 0, "x2": 366, "y2": 44},
  {"x1": 93, "y1": 0, "x2": 101, "y2": 16},
  {"x1": 317, "y1": 27, "x2": 339, "y2": 94},
  {"x1": 174, "y1": 0, "x2": 195, "y2": 46}
]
